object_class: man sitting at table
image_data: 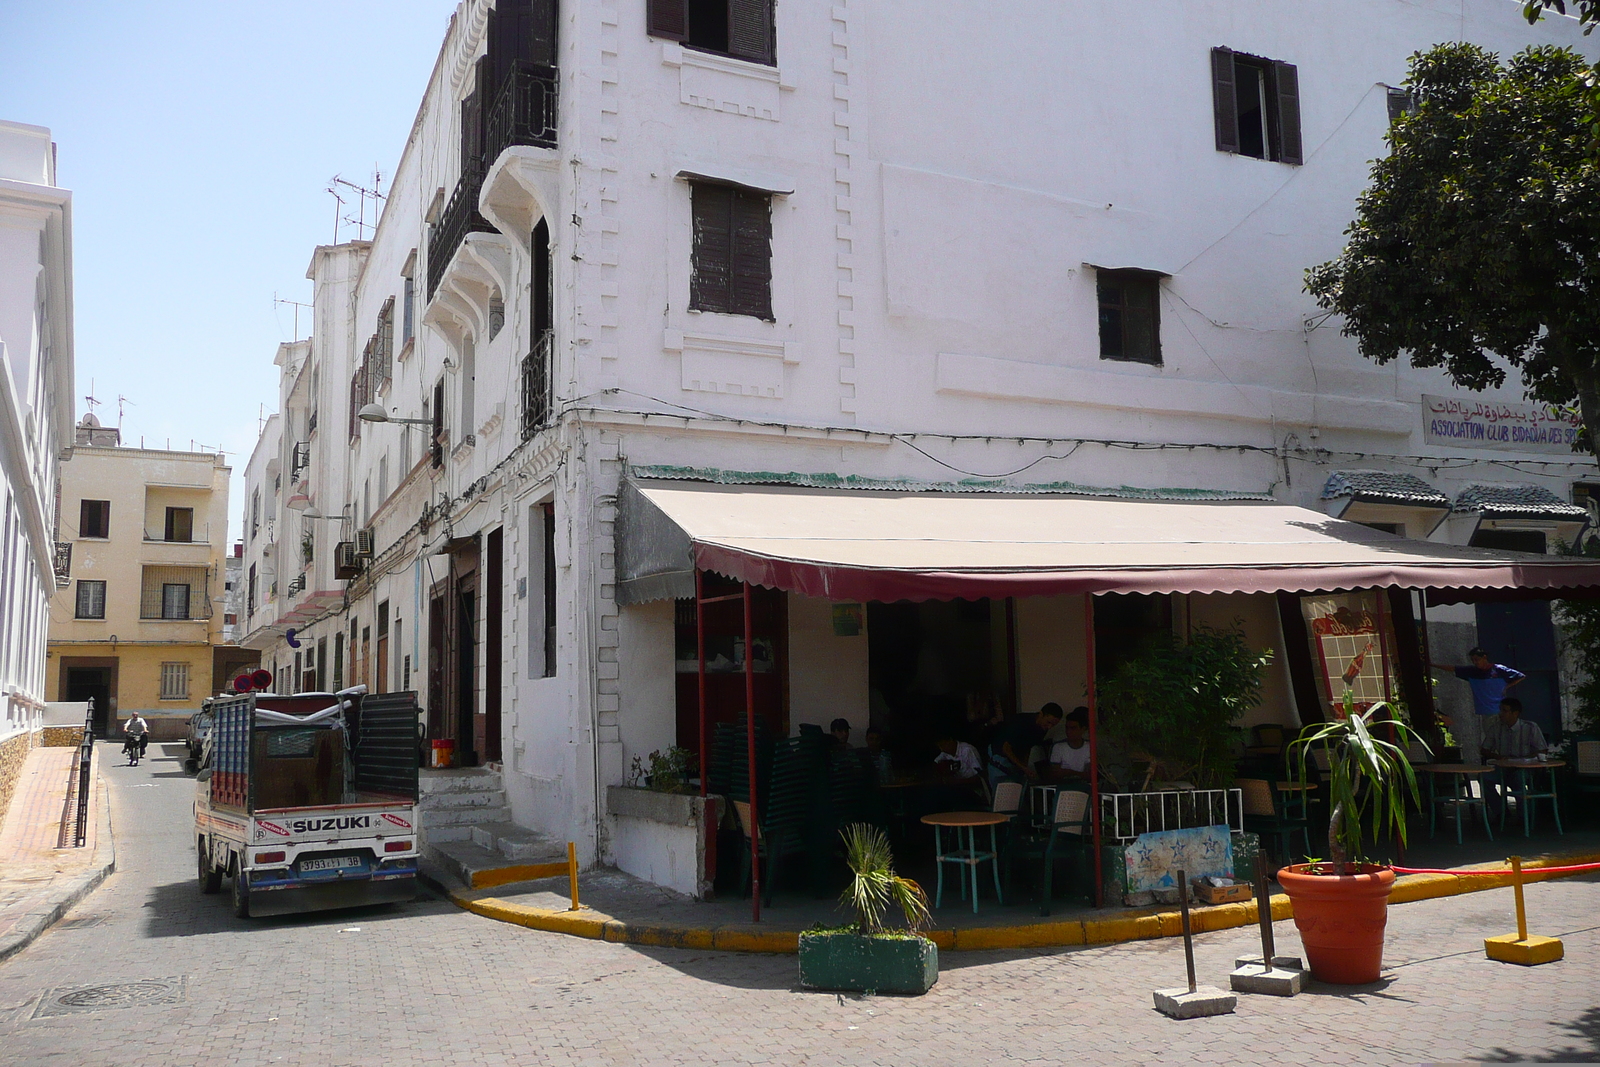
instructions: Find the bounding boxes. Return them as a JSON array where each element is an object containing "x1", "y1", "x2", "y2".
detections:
[
  {"x1": 934, "y1": 735, "x2": 983, "y2": 781},
  {"x1": 1045, "y1": 707, "x2": 1092, "y2": 788},
  {"x1": 1484, "y1": 698, "x2": 1547, "y2": 760},
  {"x1": 988, "y1": 703, "x2": 1063, "y2": 788},
  {"x1": 829, "y1": 718, "x2": 853, "y2": 752}
]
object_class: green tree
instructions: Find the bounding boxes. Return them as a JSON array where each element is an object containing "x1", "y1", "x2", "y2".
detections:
[
  {"x1": 1306, "y1": 44, "x2": 1600, "y2": 456},
  {"x1": 1525, "y1": 1, "x2": 1600, "y2": 34}
]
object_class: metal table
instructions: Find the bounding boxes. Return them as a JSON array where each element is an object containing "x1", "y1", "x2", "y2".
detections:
[
  {"x1": 1491, "y1": 759, "x2": 1566, "y2": 837},
  {"x1": 921, "y1": 811, "x2": 1009, "y2": 914},
  {"x1": 1415, "y1": 763, "x2": 1495, "y2": 844}
]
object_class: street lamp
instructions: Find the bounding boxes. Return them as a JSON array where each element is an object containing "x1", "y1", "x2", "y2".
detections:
[{"x1": 358, "y1": 403, "x2": 432, "y2": 427}]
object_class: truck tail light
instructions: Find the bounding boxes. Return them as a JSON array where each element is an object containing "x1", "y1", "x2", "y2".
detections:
[
  {"x1": 255, "y1": 851, "x2": 286, "y2": 864},
  {"x1": 384, "y1": 840, "x2": 412, "y2": 852}
]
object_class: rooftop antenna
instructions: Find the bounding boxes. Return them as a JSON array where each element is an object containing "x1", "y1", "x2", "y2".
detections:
[
  {"x1": 326, "y1": 180, "x2": 347, "y2": 244},
  {"x1": 84, "y1": 378, "x2": 100, "y2": 419},
  {"x1": 117, "y1": 394, "x2": 133, "y2": 430},
  {"x1": 274, "y1": 292, "x2": 313, "y2": 340},
  {"x1": 330, "y1": 169, "x2": 386, "y2": 242}
]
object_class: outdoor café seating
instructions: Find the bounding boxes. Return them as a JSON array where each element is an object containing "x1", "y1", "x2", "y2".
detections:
[{"x1": 1007, "y1": 789, "x2": 1092, "y2": 915}]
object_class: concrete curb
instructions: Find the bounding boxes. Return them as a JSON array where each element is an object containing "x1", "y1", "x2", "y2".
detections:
[
  {"x1": 442, "y1": 847, "x2": 1600, "y2": 955},
  {"x1": 0, "y1": 752, "x2": 116, "y2": 964}
]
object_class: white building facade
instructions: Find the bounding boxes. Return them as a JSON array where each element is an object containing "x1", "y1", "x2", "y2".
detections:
[
  {"x1": 0, "y1": 119, "x2": 74, "y2": 810},
  {"x1": 239, "y1": 1, "x2": 1598, "y2": 891}
]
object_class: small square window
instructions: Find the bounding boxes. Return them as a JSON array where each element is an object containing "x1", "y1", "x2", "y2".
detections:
[
  {"x1": 80, "y1": 500, "x2": 110, "y2": 539},
  {"x1": 1097, "y1": 270, "x2": 1162, "y2": 366},
  {"x1": 75, "y1": 580, "x2": 106, "y2": 620},
  {"x1": 161, "y1": 583, "x2": 191, "y2": 620},
  {"x1": 689, "y1": 181, "x2": 773, "y2": 321},
  {"x1": 160, "y1": 662, "x2": 190, "y2": 701}
]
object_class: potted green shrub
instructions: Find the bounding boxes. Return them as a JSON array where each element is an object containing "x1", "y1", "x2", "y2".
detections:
[
  {"x1": 1280, "y1": 692, "x2": 1426, "y2": 984},
  {"x1": 798, "y1": 824, "x2": 936, "y2": 995}
]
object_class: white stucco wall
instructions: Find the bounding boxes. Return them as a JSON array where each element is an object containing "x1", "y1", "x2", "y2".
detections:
[{"x1": 787, "y1": 594, "x2": 869, "y2": 735}]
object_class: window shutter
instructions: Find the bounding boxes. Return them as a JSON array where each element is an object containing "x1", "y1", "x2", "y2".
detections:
[
  {"x1": 727, "y1": 0, "x2": 775, "y2": 66},
  {"x1": 646, "y1": 0, "x2": 689, "y2": 41},
  {"x1": 690, "y1": 183, "x2": 734, "y2": 313},
  {"x1": 1273, "y1": 61, "x2": 1303, "y2": 165},
  {"x1": 529, "y1": 0, "x2": 559, "y2": 66},
  {"x1": 1210, "y1": 48, "x2": 1238, "y2": 154},
  {"x1": 729, "y1": 190, "x2": 773, "y2": 320}
]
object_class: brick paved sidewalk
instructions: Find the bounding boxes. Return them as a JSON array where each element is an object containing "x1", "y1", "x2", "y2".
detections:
[{"x1": 0, "y1": 743, "x2": 114, "y2": 962}]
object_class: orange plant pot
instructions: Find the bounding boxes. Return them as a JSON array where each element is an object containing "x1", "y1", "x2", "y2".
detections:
[{"x1": 1276, "y1": 863, "x2": 1395, "y2": 985}]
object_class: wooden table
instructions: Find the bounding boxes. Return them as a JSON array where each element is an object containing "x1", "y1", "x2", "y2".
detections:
[
  {"x1": 1491, "y1": 759, "x2": 1566, "y2": 838},
  {"x1": 921, "y1": 811, "x2": 1009, "y2": 914},
  {"x1": 1415, "y1": 764, "x2": 1495, "y2": 844}
]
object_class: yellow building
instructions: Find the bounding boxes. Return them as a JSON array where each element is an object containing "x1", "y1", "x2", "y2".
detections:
[{"x1": 46, "y1": 416, "x2": 231, "y2": 737}]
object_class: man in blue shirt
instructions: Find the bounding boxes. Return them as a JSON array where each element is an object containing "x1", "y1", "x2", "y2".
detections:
[{"x1": 1431, "y1": 647, "x2": 1525, "y2": 765}]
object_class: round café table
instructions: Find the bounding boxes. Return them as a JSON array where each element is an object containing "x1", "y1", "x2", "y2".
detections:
[
  {"x1": 921, "y1": 811, "x2": 1009, "y2": 914},
  {"x1": 1491, "y1": 759, "x2": 1566, "y2": 838},
  {"x1": 1415, "y1": 764, "x2": 1495, "y2": 844}
]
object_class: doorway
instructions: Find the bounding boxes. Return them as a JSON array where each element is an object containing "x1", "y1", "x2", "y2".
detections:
[
  {"x1": 1471, "y1": 529, "x2": 1561, "y2": 740},
  {"x1": 62, "y1": 660, "x2": 117, "y2": 736}
]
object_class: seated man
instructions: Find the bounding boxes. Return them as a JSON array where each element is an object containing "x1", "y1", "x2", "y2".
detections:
[
  {"x1": 1045, "y1": 707, "x2": 1092, "y2": 789},
  {"x1": 828, "y1": 717, "x2": 853, "y2": 752},
  {"x1": 987, "y1": 702, "x2": 1064, "y2": 788},
  {"x1": 934, "y1": 735, "x2": 983, "y2": 781},
  {"x1": 1484, "y1": 698, "x2": 1547, "y2": 761},
  {"x1": 863, "y1": 726, "x2": 893, "y2": 779}
]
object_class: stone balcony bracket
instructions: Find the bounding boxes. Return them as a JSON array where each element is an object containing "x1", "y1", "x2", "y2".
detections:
[
  {"x1": 480, "y1": 145, "x2": 560, "y2": 255},
  {"x1": 424, "y1": 231, "x2": 516, "y2": 351}
]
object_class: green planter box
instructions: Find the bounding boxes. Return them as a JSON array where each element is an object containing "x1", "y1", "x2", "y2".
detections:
[{"x1": 797, "y1": 932, "x2": 938, "y2": 995}]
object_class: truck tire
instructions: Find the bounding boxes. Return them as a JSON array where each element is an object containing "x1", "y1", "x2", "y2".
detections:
[
  {"x1": 198, "y1": 840, "x2": 222, "y2": 894},
  {"x1": 230, "y1": 861, "x2": 250, "y2": 918}
]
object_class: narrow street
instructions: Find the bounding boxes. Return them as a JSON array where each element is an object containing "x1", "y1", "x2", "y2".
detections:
[{"x1": 0, "y1": 741, "x2": 1593, "y2": 1065}]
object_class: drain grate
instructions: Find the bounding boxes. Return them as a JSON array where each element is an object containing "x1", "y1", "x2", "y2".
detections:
[{"x1": 32, "y1": 976, "x2": 187, "y2": 1018}]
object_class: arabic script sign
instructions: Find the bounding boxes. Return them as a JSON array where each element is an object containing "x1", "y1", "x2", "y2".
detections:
[{"x1": 1422, "y1": 394, "x2": 1581, "y2": 453}]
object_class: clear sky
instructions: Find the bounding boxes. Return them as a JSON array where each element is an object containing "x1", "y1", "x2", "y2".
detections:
[{"x1": 0, "y1": 0, "x2": 459, "y2": 538}]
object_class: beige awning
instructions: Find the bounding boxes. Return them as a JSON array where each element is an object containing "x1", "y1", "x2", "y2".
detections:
[{"x1": 617, "y1": 479, "x2": 1600, "y2": 603}]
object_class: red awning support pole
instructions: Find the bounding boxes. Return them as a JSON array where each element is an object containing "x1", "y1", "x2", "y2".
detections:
[
  {"x1": 696, "y1": 569, "x2": 708, "y2": 799},
  {"x1": 744, "y1": 580, "x2": 760, "y2": 922},
  {"x1": 1085, "y1": 594, "x2": 1103, "y2": 908}
]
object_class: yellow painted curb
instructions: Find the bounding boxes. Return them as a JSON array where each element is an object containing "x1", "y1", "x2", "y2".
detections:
[
  {"x1": 470, "y1": 861, "x2": 570, "y2": 889},
  {"x1": 447, "y1": 847, "x2": 1600, "y2": 955}
]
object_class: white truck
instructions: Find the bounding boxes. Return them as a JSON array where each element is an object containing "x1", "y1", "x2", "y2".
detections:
[{"x1": 194, "y1": 687, "x2": 421, "y2": 918}]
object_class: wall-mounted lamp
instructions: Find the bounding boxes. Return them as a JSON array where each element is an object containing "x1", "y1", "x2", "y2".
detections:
[{"x1": 358, "y1": 403, "x2": 432, "y2": 427}]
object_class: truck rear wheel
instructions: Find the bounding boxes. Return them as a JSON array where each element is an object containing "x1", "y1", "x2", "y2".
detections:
[
  {"x1": 230, "y1": 861, "x2": 250, "y2": 918},
  {"x1": 197, "y1": 840, "x2": 221, "y2": 894}
]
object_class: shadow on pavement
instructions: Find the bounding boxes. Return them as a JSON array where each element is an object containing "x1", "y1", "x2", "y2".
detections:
[
  {"x1": 139, "y1": 878, "x2": 455, "y2": 939},
  {"x1": 1479, "y1": 1006, "x2": 1600, "y2": 1063}
]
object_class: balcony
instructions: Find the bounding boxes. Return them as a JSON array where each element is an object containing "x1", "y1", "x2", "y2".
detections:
[
  {"x1": 428, "y1": 60, "x2": 558, "y2": 301},
  {"x1": 522, "y1": 330, "x2": 552, "y2": 439},
  {"x1": 53, "y1": 542, "x2": 71, "y2": 586}
]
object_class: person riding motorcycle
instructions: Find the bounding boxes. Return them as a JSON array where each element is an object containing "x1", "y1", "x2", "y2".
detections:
[{"x1": 122, "y1": 713, "x2": 149, "y2": 764}]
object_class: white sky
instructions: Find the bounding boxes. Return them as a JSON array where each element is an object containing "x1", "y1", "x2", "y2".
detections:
[{"x1": 1, "y1": 0, "x2": 459, "y2": 539}]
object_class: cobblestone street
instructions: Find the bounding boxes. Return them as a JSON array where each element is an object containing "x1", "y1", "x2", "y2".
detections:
[{"x1": 0, "y1": 742, "x2": 1596, "y2": 1066}]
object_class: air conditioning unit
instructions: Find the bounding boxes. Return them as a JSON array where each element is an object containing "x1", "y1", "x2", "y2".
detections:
[
  {"x1": 334, "y1": 541, "x2": 361, "y2": 580},
  {"x1": 355, "y1": 529, "x2": 376, "y2": 558}
]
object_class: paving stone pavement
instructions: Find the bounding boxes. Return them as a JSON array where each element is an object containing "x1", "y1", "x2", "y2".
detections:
[{"x1": 1, "y1": 742, "x2": 1597, "y2": 1066}]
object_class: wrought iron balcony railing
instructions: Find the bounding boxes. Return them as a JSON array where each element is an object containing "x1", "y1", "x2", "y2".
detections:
[
  {"x1": 53, "y1": 542, "x2": 71, "y2": 586},
  {"x1": 522, "y1": 330, "x2": 552, "y2": 440},
  {"x1": 427, "y1": 162, "x2": 495, "y2": 301},
  {"x1": 485, "y1": 60, "x2": 558, "y2": 163}
]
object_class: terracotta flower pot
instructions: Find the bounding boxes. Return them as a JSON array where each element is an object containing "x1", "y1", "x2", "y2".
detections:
[{"x1": 1276, "y1": 863, "x2": 1395, "y2": 984}]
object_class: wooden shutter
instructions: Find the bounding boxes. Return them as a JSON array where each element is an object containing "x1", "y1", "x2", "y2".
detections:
[
  {"x1": 529, "y1": 0, "x2": 559, "y2": 66},
  {"x1": 727, "y1": 0, "x2": 775, "y2": 65},
  {"x1": 1211, "y1": 48, "x2": 1238, "y2": 154},
  {"x1": 647, "y1": 0, "x2": 689, "y2": 41},
  {"x1": 1273, "y1": 61, "x2": 1303, "y2": 165},
  {"x1": 690, "y1": 182, "x2": 734, "y2": 313},
  {"x1": 729, "y1": 189, "x2": 773, "y2": 320}
]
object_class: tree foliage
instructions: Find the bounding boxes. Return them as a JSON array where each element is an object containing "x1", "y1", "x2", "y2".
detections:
[
  {"x1": 1306, "y1": 44, "x2": 1600, "y2": 456},
  {"x1": 1525, "y1": 0, "x2": 1600, "y2": 34},
  {"x1": 1097, "y1": 623, "x2": 1273, "y2": 789},
  {"x1": 1554, "y1": 539, "x2": 1600, "y2": 736}
]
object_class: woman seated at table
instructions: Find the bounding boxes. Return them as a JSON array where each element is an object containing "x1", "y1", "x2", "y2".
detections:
[{"x1": 1044, "y1": 707, "x2": 1092, "y2": 789}]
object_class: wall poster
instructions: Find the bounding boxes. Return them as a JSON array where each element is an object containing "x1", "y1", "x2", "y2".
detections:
[{"x1": 1300, "y1": 591, "x2": 1395, "y2": 717}]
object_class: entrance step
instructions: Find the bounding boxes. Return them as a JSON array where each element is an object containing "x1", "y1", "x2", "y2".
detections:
[
  {"x1": 426, "y1": 833, "x2": 569, "y2": 890},
  {"x1": 471, "y1": 822, "x2": 563, "y2": 861},
  {"x1": 417, "y1": 767, "x2": 508, "y2": 847}
]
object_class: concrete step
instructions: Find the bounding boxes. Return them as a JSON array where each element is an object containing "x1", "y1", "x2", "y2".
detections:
[
  {"x1": 417, "y1": 789, "x2": 508, "y2": 811},
  {"x1": 425, "y1": 835, "x2": 570, "y2": 891},
  {"x1": 418, "y1": 768, "x2": 503, "y2": 795},
  {"x1": 418, "y1": 824, "x2": 474, "y2": 844},
  {"x1": 470, "y1": 822, "x2": 564, "y2": 861},
  {"x1": 419, "y1": 802, "x2": 509, "y2": 828}
]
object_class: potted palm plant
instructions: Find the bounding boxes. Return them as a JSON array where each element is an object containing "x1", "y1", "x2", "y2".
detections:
[
  {"x1": 798, "y1": 824, "x2": 936, "y2": 995},
  {"x1": 1281, "y1": 692, "x2": 1426, "y2": 984}
]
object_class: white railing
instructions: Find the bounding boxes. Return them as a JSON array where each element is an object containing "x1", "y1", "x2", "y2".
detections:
[{"x1": 1099, "y1": 788, "x2": 1244, "y2": 844}]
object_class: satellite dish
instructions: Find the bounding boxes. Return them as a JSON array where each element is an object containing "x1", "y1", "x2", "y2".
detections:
[{"x1": 286, "y1": 628, "x2": 301, "y2": 648}]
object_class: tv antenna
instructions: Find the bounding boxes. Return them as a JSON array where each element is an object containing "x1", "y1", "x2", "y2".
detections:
[
  {"x1": 84, "y1": 378, "x2": 100, "y2": 419},
  {"x1": 117, "y1": 394, "x2": 133, "y2": 429},
  {"x1": 275, "y1": 292, "x2": 314, "y2": 340},
  {"x1": 328, "y1": 168, "x2": 386, "y2": 242}
]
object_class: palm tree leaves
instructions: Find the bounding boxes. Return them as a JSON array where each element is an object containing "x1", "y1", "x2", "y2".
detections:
[{"x1": 839, "y1": 823, "x2": 930, "y2": 935}]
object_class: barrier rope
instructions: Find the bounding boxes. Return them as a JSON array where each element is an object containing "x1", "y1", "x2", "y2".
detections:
[{"x1": 1388, "y1": 860, "x2": 1600, "y2": 877}]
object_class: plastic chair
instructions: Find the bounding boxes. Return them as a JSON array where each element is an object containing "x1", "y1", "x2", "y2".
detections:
[
  {"x1": 732, "y1": 799, "x2": 803, "y2": 907},
  {"x1": 1008, "y1": 790, "x2": 1092, "y2": 915}
]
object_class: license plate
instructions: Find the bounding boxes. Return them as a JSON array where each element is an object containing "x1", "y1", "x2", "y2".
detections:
[{"x1": 301, "y1": 855, "x2": 362, "y2": 872}]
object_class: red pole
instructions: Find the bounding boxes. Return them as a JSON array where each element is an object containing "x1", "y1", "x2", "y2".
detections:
[
  {"x1": 1085, "y1": 593, "x2": 1103, "y2": 908},
  {"x1": 696, "y1": 569, "x2": 707, "y2": 798},
  {"x1": 744, "y1": 581, "x2": 760, "y2": 922}
]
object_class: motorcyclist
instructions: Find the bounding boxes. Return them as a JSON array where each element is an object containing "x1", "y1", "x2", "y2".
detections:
[{"x1": 122, "y1": 713, "x2": 149, "y2": 764}]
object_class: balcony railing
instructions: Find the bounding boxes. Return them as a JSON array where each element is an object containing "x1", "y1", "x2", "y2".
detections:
[
  {"x1": 485, "y1": 60, "x2": 558, "y2": 163},
  {"x1": 428, "y1": 59, "x2": 559, "y2": 301},
  {"x1": 522, "y1": 330, "x2": 552, "y2": 439},
  {"x1": 53, "y1": 542, "x2": 71, "y2": 586}
]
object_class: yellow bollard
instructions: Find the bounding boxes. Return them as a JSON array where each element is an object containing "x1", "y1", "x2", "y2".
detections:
[
  {"x1": 567, "y1": 841, "x2": 580, "y2": 912},
  {"x1": 1484, "y1": 856, "x2": 1563, "y2": 965}
]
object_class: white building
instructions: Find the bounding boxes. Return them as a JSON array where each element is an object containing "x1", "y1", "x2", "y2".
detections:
[
  {"x1": 0, "y1": 119, "x2": 74, "y2": 815},
  {"x1": 240, "y1": 1, "x2": 1599, "y2": 896}
]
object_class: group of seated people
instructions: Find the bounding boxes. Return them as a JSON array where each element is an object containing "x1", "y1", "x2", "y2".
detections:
[{"x1": 927, "y1": 702, "x2": 1093, "y2": 791}]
